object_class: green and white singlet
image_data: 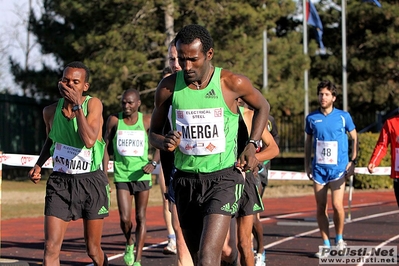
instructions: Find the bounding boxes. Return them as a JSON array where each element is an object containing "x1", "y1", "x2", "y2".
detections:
[
  {"x1": 171, "y1": 67, "x2": 239, "y2": 173},
  {"x1": 49, "y1": 96, "x2": 105, "y2": 173},
  {"x1": 112, "y1": 112, "x2": 151, "y2": 183}
]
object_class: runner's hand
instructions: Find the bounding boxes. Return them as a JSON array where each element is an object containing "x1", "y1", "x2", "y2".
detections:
[
  {"x1": 164, "y1": 131, "x2": 181, "y2": 152},
  {"x1": 28, "y1": 165, "x2": 42, "y2": 184}
]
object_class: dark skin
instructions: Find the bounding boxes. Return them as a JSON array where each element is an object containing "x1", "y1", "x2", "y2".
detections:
[
  {"x1": 102, "y1": 90, "x2": 159, "y2": 263},
  {"x1": 27, "y1": 67, "x2": 106, "y2": 266},
  {"x1": 149, "y1": 38, "x2": 270, "y2": 265}
]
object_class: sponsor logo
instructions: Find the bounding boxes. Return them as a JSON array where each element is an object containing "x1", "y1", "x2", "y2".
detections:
[
  {"x1": 98, "y1": 206, "x2": 109, "y2": 215},
  {"x1": 318, "y1": 245, "x2": 397, "y2": 265},
  {"x1": 253, "y1": 203, "x2": 262, "y2": 211},
  {"x1": 205, "y1": 89, "x2": 218, "y2": 99}
]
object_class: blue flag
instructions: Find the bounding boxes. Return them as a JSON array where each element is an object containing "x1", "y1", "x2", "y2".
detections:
[
  {"x1": 306, "y1": 1, "x2": 325, "y2": 52},
  {"x1": 363, "y1": 0, "x2": 382, "y2": 7}
]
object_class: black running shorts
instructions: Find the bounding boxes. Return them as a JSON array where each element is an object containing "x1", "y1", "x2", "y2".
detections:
[
  {"x1": 173, "y1": 166, "x2": 245, "y2": 230},
  {"x1": 236, "y1": 172, "x2": 264, "y2": 217},
  {"x1": 115, "y1": 180, "x2": 151, "y2": 194},
  {"x1": 45, "y1": 169, "x2": 110, "y2": 221}
]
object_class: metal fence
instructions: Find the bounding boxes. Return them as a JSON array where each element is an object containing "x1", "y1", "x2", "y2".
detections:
[
  {"x1": 274, "y1": 110, "x2": 385, "y2": 154},
  {"x1": 0, "y1": 94, "x2": 52, "y2": 154}
]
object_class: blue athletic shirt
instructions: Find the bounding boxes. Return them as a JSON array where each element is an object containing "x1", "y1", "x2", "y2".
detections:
[{"x1": 305, "y1": 107, "x2": 356, "y2": 171}]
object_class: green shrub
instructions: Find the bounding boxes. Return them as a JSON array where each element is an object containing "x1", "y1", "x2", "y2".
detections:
[{"x1": 355, "y1": 132, "x2": 392, "y2": 189}]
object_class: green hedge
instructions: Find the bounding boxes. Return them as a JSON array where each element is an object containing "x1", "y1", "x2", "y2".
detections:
[{"x1": 355, "y1": 132, "x2": 392, "y2": 189}]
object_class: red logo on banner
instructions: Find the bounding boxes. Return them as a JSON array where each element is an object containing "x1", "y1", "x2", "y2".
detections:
[
  {"x1": 0, "y1": 155, "x2": 10, "y2": 163},
  {"x1": 43, "y1": 158, "x2": 53, "y2": 167},
  {"x1": 21, "y1": 156, "x2": 34, "y2": 166}
]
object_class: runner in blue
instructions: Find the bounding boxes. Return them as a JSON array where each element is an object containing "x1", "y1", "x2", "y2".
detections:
[{"x1": 304, "y1": 80, "x2": 358, "y2": 258}]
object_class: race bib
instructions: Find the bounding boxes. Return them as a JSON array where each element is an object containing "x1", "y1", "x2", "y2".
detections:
[
  {"x1": 53, "y1": 143, "x2": 92, "y2": 174},
  {"x1": 116, "y1": 130, "x2": 145, "y2": 156},
  {"x1": 175, "y1": 108, "x2": 225, "y2": 155},
  {"x1": 315, "y1": 140, "x2": 338, "y2": 165}
]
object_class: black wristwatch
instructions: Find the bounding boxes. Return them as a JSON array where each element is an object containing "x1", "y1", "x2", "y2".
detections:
[
  {"x1": 150, "y1": 161, "x2": 157, "y2": 168},
  {"x1": 351, "y1": 159, "x2": 357, "y2": 165},
  {"x1": 72, "y1": 104, "x2": 82, "y2": 112},
  {"x1": 246, "y1": 139, "x2": 262, "y2": 152}
]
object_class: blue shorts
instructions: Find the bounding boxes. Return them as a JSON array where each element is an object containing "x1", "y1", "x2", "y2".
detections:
[{"x1": 312, "y1": 166, "x2": 346, "y2": 185}]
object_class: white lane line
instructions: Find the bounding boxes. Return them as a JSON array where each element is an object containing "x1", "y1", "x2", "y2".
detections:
[
  {"x1": 88, "y1": 201, "x2": 398, "y2": 265},
  {"x1": 357, "y1": 234, "x2": 399, "y2": 266},
  {"x1": 264, "y1": 210, "x2": 399, "y2": 249},
  {"x1": 259, "y1": 201, "x2": 395, "y2": 222}
]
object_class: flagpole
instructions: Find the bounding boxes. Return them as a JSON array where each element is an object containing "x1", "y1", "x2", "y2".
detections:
[
  {"x1": 303, "y1": 0, "x2": 309, "y2": 119},
  {"x1": 342, "y1": 0, "x2": 348, "y2": 111},
  {"x1": 262, "y1": 3, "x2": 268, "y2": 92}
]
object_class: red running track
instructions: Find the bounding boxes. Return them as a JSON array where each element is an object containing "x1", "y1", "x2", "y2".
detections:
[{"x1": 1, "y1": 190, "x2": 398, "y2": 265}]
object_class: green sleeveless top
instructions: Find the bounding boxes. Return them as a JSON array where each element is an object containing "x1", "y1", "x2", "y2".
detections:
[
  {"x1": 49, "y1": 96, "x2": 105, "y2": 173},
  {"x1": 171, "y1": 67, "x2": 239, "y2": 173},
  {"x1": 112, "y1": 112, "x2": 151, "y2": 183}
]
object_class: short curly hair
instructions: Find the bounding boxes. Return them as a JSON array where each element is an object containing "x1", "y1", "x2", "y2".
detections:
[
  {"x1": 317, "y1": 80, "x2": 337, "y2": 97},
  {"x1": 64, "y1": 61, "x2": 90, "y2": 83},
  {"x1": 175, "y1": 24, "x2": 214, "y2": 55}
]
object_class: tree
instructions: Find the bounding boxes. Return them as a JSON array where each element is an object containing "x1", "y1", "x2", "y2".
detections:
[
  {"x1": 10, "y1": 0, "x2": 309, "y2": 118},
  {"x1": 310, "y1": 0, "x2": 399, "y2": 122}
]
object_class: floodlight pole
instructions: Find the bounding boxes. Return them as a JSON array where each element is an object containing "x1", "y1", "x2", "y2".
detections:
[{"x1": 342, "y1": 0, "x2": 348, "y2": 111}]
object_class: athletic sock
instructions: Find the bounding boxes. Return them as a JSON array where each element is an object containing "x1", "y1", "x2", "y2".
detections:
[
  {"x1": 168, "y1": 234, "x2": 176, "y2": 240},
  {"x1": 335, "y1": 234, "x2": 343, "y2": 243},
  {"x1": 323, "y1": 239, "x2": 331, "y2": 247}
]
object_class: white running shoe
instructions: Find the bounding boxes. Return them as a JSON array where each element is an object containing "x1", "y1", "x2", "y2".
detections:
[
  {"x1": 336, "y1": 239, "x2": 347, "y2": 251},
  {"x1": 254, "y1": 251, "x2": 266, "y2": 266},
  {"x1": 163, "y1": 238, "x2": 177, "y2": 255}
]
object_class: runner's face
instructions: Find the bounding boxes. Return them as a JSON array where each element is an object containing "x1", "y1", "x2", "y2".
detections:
[
  {"x1": 168, "y1": 45, "x2": 182, "y2": 73},
  {"x1": 60, "y1": 67, "x2": 88, "y2": 96},
  {"x1": 318, "y1": 87, "x2": 335, "y2": 109},
  {"x1": 121, "y1": 91, "x2": 140, "y2": 116},
  {"x1": 176, "y1": 38, "x2": 212, "y2": 84}
]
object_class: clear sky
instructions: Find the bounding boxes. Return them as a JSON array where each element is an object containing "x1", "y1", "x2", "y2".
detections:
[{"x1": 0, "y1": 0, "x2": 57, "y2": 95}]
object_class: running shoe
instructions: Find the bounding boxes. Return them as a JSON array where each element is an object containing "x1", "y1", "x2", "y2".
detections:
[
  {"x1": 163, "y1": 238, "x2": 177, "y2": 255},
  {"x1": 336, "y1": 239, "x2": 347, "y2": 251},
  {"x1": 255, "y1": 251, "x2": 266, "y2": 266},
  {"x1": 123, "y1": 243, "x2": 135, "y2": 266}
]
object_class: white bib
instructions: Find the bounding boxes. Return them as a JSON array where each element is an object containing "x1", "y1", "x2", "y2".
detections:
[
  {"x1": 53, "y1": 143, "x2": 92, "y2": 174},
  {"x1": 116, "y1": 130, "x2": 145, "y2": 156},
  {"x1": 175, "y1": 107, "x2": 225, "y2": 155},
  {"x1": 315, "y1": 139, "x2": 338, "y2": 165}
]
